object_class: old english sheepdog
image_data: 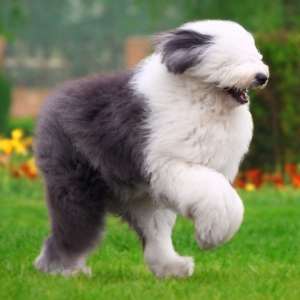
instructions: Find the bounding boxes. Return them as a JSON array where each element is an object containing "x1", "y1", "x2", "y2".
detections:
[{"x1": 35, "y1": 20, "x2": 269, "y2": 278}]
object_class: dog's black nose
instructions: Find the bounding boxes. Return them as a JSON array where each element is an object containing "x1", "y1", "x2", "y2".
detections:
[{"x1": 255, "y1": 73, "x2": 268, "y2": 85}]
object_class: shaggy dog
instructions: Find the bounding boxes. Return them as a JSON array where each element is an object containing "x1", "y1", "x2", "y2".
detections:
[{"x1": 35, "y1": 20, "x2": 269, "y2": 278}]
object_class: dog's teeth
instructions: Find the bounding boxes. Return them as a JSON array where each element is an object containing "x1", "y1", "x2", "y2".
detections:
[{"x1": 241, "y1": 91, "x2": 248, "y2": 100}]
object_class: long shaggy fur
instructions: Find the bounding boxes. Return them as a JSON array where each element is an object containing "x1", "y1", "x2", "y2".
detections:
[{"x1": 35, "y1": 20, "x2": 269, "y2": 277}]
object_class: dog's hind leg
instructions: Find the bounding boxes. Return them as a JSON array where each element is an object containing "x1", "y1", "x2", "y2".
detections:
[
  {"x1": 123, "y1": 200, "x2": 194, "y2": 278},
  {"x1": 35, "y1": 165, "x2": 108, "y2": 276}
]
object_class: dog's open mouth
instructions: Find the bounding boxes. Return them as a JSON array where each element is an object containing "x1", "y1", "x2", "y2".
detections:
[{"x1": 224, "y1": 87, "x2": 249, "y2": 105}]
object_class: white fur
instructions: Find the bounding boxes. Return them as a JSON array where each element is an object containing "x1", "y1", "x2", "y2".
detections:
[
  {"x1": 181, "y1": 20, "x2": 269, "y2": 88},
  {"x1": 127, "y1": 198, "x2": 194, "y2": 277},
  {"x1": 130, "y1": 20, "x2": 269, "y2": 276}
]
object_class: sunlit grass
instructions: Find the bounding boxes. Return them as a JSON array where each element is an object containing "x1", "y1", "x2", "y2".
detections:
[{"x1": 0, "y1": 179, "x2": 300, "y2": 300}]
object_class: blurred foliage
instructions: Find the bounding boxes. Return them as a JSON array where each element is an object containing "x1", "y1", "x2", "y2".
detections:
[
  {"x1": 4, "y1": 0, "x2": 182, "y2": 87},
  {"x1": 244, "y1": 32, "x2": 300, "y2": 171},
  {"x1": 0, "y1": 0, "x2": 24, "y2": 39},
  {"x1": 136, "y1": 0, "x2": 300, "y2": 33},
  {"x1": 0, "y1": 70, "x2": 12, "y2": 134},
  {"x1": 0, "y1": 0, "x2": 23, "y2": 134},
  {"x1": 5, "y1": 118, "x2": 35, "y2": 138}
]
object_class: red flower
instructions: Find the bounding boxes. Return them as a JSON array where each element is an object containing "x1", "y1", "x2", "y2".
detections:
[
  {"x1": 285, "y1": 164, "x2": 296, "y2": 175},
  {"x1": 244, "y1": 168, "x2": 262, "y2": 188},
  {"x1": 272, "y1": 173, "x2": 285, "y2": 188},
  {"x1": 233, "y1": 178, "x2": 246, "y2": 188},
  {"x1": 12, "y1": 171, "x2": 20, "y2": 178},
  {"x1": 273, "y1": 173, "x2": 284, "y2": 184},
  {"x1": 20, "y1": 163, "x2": 31, "y2": 174},
  {"x1": 19, "y1": 163, "x2": 37, "y2": 179},
  {"x1": 262, "y1": 173, "x2": 272, "y2": 183},
  {"x1": 26, "y1": 171, "x2": 37, "y2": 180},
  {"x1": 292, "y1": 174, "x2": 300, "y2": 188},
  {"x1": 245, "y1": 168, "x2": 261, "y2": 178},
  {"x1": 252, "y1": 177, "x2": 262, "y2": 188}
]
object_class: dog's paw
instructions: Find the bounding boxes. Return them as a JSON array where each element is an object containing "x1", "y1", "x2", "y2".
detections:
[
  {"x1": 193, "y1": 183, "x2": 244, "y2": 251},
  {"x1": 35, "y1": 249, "x2": 91, "y2": 276},
  {"x1": 195, "y1": 232, "x2": 219, "y2": 251},
  {"x1": 62, "y1": 266, "x2": 92, "y2": 277},
  {"x1": 147, "y1": 255, "x2": 194, "y2": 278}
]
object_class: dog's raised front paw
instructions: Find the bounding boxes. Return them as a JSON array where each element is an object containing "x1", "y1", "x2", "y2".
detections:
[{"x1": 193, "y1": 183, "x2": 244, "y2": 251}]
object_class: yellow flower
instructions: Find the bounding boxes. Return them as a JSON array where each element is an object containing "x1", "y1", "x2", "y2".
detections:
[
  {"x1": 11, "y1": 129, "x2": 23, "y2": 140},
  {"x1": 9, "y1": 139, "x2": 26, "y2": 154},
  {"x1": 22, "y1": 137, "x2": 33, "y2": 148},
  {"x1": 15, "y1": 142, "x2": 26, "y2": 154},
  {"x1": 0, "y1": 139, "x2": 13, "y2": 154},
  {"x1": 245, "y1": 183, "x2": 256, "y2": 191},
  {"x1": 27, "y1": 157, "x2": 38, "y2": 173}
]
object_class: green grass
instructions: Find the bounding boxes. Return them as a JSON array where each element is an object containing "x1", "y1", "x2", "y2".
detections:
[{"x1": 0, "y1": 177, "x2": 300, "y2": 300}]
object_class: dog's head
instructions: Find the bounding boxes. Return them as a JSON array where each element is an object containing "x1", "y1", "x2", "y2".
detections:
[{"x1": 154, "y1": 20, "x2": 269, "y2": 105}]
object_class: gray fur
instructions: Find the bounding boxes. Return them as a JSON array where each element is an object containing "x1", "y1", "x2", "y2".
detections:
[
  {"x1": 34, "y1": 69, "x2": 149, "y2": 273},
  {"x1": 153, "y1": 29, "x2": 213, "y2": 74}
]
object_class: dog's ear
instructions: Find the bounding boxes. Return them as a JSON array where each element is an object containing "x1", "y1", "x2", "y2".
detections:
[{"x1": 153, "y1": 29, "x2": 213, "y2": 74}]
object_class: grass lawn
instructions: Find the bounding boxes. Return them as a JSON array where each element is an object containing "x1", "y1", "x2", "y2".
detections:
[{"x1": 0, "y1": 176, "x2": 300, "y2": 300}]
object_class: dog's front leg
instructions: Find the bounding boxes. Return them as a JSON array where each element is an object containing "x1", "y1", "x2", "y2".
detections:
[
  {"x1": 123, "y1": 200, "x2": 194, "y2": 278},
  {"x1": 151, "y1": 162, "x2": 244, "y2": 250}
]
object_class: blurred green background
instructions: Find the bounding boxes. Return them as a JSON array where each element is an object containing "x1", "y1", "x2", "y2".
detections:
[{"x1": 1, "y1": 0, "x2": 300, "y2": 171}]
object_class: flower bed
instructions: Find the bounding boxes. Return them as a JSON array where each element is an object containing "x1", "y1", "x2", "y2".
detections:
[
  {"x1": 2, "y1": 129, "x2": 300, "y2": 190},
  {"x1": 0, "y1": 129, "x2": 38, "y2": 180},
  {"x1": 234, "y1": 165, "x2": 300, "y2": 190}
]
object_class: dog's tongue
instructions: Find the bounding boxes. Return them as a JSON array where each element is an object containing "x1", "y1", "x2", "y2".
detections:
[{"x1": 227, "y1": 88, "x2": 248, "y2": 104}]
